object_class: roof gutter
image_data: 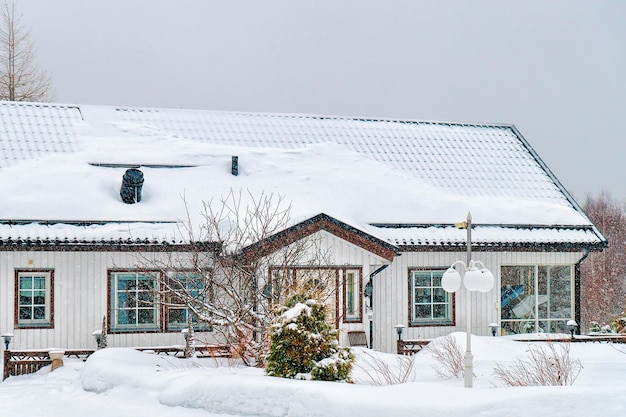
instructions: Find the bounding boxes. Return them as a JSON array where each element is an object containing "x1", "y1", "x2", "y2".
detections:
[{"x1": 574, "y1": 247, "x2": 591, "y2": 334}]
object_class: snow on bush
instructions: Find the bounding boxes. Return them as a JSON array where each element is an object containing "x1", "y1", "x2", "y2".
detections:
[
  {"x1": 493, "y1": 340, "x2": 582, "y2": 386},
  {"x1": 426, "y1": 333, "x2": 465, "y2": 379},
  {"x1": 352, "y1": 348, "x2": 417, "y2": 385},
  {"x1": 265, "y1": 297, "x2": 353, "y2": 382}
]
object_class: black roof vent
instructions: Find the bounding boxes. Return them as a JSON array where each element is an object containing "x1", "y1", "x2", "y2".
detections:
[
  {"x1": 232, "y1": 156, "x2": 238, "y2": 176},
  {"x1": 120, "y1": 168, "x2": 144, "y2": 204}
]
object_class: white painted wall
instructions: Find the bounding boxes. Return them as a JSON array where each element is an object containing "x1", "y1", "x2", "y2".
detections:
[
  {"x1": 0, "y1": 250, "x2": 220, "y2": 352},
  {"x1": 0, "y1": 243, "x2": 587, "y2": 356},
  {"x1": 371, "y1": 250, "x2": 586, "y2": 353}
]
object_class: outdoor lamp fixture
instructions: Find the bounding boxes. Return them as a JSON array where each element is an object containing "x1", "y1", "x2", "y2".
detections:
[
  {"x1": 441, "y1": 212, "x2": 495, "y2": 388},
  {"x1": 488, "y1": 323, "x2": 499, "y2": 337},
  {"x1": 394, "y1": 324, "x2": 405, "y2": 341},
  {"x1": 567, "y1": 320, "x2": 578, "y2": 339},
  {"x1": 2, "y1": 333, "x2": 13, "y2": 350},
  {"x1": 92, "y1": 330, "x2": 102, "y2": 348},
  {"x1": 364, "y1": 280, "x2": 373, "y2": 300}
]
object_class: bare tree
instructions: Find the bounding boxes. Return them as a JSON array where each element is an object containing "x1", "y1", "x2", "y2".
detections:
[
  {"x1": 144, "y1": 189, "x2": 333, "y2": 366},
  {"x1": 0, "y1": 0, "x2": 52, "y2": 102},
  {"x1": 581, "y1": 192, "x2": 626, "y2": 330}
]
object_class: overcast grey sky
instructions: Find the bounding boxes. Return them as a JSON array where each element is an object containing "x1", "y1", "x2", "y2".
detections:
[{"x1": 17, "y1": 0, "x2": 626, "y2": 202}]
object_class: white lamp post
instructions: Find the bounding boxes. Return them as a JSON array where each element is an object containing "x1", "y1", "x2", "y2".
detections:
[
  {"x1": 1, "y1": 333, "x2": 13, "y2": 350},
  {"x1": 567, "y1": 319, "x2": 578, "y2": 340},
  {"x1": 441, "y1": 212, "x2": 494, "y2": 388}
]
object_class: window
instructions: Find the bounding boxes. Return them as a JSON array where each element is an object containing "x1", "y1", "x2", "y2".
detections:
[
  {"x1": 166, "y1": 272, "x2": 210, "y2": 331},
  {"x1": 501, "y1": 265, "x2": 573, "y2": 334},
  {"x1": 410, "y1": 269, "x2": 453, "y2": 325},
  {"x1": 110, "y1": 271, "x2": 158, "y2": 331},
  {"x1": 344, "y1": 269, "x2": 361, "y2": 322},
  {"x1": 15, "y1": 270, "x2": 53, "y2": 328},
  {"x1": 268, "y1": 266, "x2": 356, "y2": 327}
]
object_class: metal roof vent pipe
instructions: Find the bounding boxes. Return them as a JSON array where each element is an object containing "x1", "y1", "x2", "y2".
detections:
[
  {"x1": 232, "y1": 156, "x2": 239, "y2": 176},
  {"x1": 120, "y1": 168, "x2": 144, "y2": 204}
]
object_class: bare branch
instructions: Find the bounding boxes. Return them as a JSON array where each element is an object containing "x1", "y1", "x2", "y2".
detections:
[{"x1": 0, "y1": 0, "x2": 52, "y2": 102}]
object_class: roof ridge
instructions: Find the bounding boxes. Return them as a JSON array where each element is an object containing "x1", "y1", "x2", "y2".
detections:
[{"x1": 112, "y1": 105, "x2": 514, "y2": 130}]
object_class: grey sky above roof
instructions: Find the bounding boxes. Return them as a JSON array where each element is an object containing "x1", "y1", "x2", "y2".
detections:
[{"x1": 17, "y1": 0, "x2": 626, "y2": 202}]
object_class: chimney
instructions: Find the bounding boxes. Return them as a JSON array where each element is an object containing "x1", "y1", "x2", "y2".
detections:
[
  {"x1": 231, "y1": 156, "x2": 239, "y2": 176},
  {"x1": 120, "y1": 168, "x2": 144, "y2": 204}
]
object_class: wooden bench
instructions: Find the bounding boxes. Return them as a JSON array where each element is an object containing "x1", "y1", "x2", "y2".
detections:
[{"x1": 348, "y1": 331, "x2": 369, "y2": 348}]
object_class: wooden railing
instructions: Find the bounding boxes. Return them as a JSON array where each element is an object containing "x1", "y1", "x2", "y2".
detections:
[
  {"x1": 3, "y1": 344, "x2": 231, "y2": 380},
  {"x1": 3, "y1": 349, "x2": 93, "y2": 380},
  {"x1": 513, "y1": 334, "x2": 626, "y2": 344},
  {"x1": 397, "y1": 339, "x2": 431, "y2": 355}
]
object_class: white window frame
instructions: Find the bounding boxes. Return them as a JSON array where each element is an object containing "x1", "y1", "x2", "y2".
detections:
[
  {"x1": 110, "y1": 271, "x2": 159, "y2": 332},
  {"x1": 343, "y1": 269, "x2": 361, "y2": 322},
  {"x1": 165, "y1": 271, "x2": 211, "y2": 331},
  {"x1": 16, "y1": 270, "x2": 53, "y2": 328},
  {"x1": 410, "y1": 269, "x2": 453, "y2": 326}
]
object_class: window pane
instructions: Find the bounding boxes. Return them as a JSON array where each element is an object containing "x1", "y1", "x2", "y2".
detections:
[
  {"x1": 168, "y1": 308, "x2": 186, "y2": 325},
  {"x1": 411, "y1": 270, "x2": 450, "y2": 324},
  {"x1": 416, "y1": 288, "x2": 431, "y2": 304},
  {"x1": 548, "y1": 266, "x2": 571, "y2": 318},
  {"x1": 501, "y1": 265, "x2": 573, "y2": 335},
  {"x1": 433, "y1": 304, "x2": 447, "y2": 319},
  {"x1": 118, "y1": 275, "x2": 135, "y2": 290},
  {"x1": 20, "y1": 277, "x2": 33, "y2": 289},
  {"x1": 33, "y1": 306, "x2": 46, "y2": 320},
  {"x1": 117, "y1": 310, "x2": 129, "y2": 325},
  {"x1": 433, "y1": 288, "x2": 446, "y2": 303},
  {"x1": 112, "y1": 272, "x2": 157, "y2": 330},
  {"x1": 17, "y1": 272, "x2": 50, "y2": 325},
  {"x1": 138, "y1": 309, "x2": 154, "y2": 324},
  {"x1": 19, "y1": 306, "x2": 31, "y2": 320},
  {"x1": 33, "y1": 291, "x2": 45, "y2": 304},
  {"x1": 415, "y1": 304, "x2": 431, "y2": 319},
  {"x1": 432, "y1": 275, "x2": 442, "y2": 287},
  {"x1": 414, "y1": 273, "x2": 431, "y2": 287},
  {"x1": 33, "y1": 277, "x2": 46, "y2": 289},
  {"x1": 19, "y1": 292, "x2": 32, "y2": 305}
]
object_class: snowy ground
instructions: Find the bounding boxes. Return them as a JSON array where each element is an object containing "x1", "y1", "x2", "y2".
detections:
[{"x1": 1, "y1": 333, "x2": 625, "y2": 417}]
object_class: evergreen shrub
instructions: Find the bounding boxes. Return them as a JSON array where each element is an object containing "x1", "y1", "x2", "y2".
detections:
[{"x1": 265, "y1": 296, "x2": 353, "y2": 382}]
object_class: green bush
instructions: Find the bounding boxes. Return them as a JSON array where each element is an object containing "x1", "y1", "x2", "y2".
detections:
[{"x1": 265, "y1": 298, "x2": 353, "y2": 382}]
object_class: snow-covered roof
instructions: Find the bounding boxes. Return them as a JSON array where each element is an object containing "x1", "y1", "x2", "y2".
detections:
[{"x1": 0, "y1": 101, "x2": 605, "y2": 249}]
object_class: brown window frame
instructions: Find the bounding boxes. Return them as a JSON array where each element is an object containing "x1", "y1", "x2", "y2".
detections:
[
  {"x1": 342, "y1": 268, "x2": 363, "y2": 323},
  {"x1": 163, "y1": 270, "x2": 213, "y2": 332},
  {"x1": 408, "y1": 268, "x2": 455, "y2": 327},
  {"x1": 14, "y1": 269, "x2": 54, "y2": 329},
  {"x1": 107, "y1": 269, "x2": 161, "y2": 334},
  {"x1": 267, "y1": 266, "x2": 363, "y2": 326}
]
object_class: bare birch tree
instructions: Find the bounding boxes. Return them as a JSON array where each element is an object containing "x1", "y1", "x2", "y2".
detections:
[
  {"x1": 580, "y1": 192, "x2": 626, "y2": 330},
  {"x1": 143, "y1": 189, "x2": 333, "y2": 366},
  {"x1": 0, "y1": 0, "x2": 52, "y2": 102}
]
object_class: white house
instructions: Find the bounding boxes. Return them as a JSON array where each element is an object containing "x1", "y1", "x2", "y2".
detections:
[{"x1": 0, "y1": 101, "x2": 606, "y2": 355}]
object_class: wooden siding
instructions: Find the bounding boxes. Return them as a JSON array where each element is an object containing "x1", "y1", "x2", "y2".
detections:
[
  {"x1": 0, "y1": 230, "x2": 391, "y2": 353},
  {"x1": 371, "y1": 250, "x2": 586, "y2": 353},
  {"x1": 0, "y1": 251, "x2": 223, "y2": 351},
  {"x1": 0, "y1": 239, "x2": 587, "y2": 356},
  {"x1": 266, "y1": 230, "x2": 390, "y2": 348}
]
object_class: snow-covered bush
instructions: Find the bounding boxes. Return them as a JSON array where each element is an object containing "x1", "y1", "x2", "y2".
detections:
[
  {"x1": 612, "y1": 312, "x2": 626, "y2": 333},
  {"x1": 265, "y1": 296, "x2": 353, "y2": 382},
  {"x1": 589, "y1": 321, "x2": 602, "y2": 333},
  {"x1": 426, "y1": 334, "x2": 465, "y2": 379},
  {"x1": 493, "y1": 341, "x2": 582, "y2": 386},
  {"x1": 352, "y1": 348, "x2": 417, "y2": 385},
  {"x1": 589, "y1": 320, "x2": 613, "y2": 334}
]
